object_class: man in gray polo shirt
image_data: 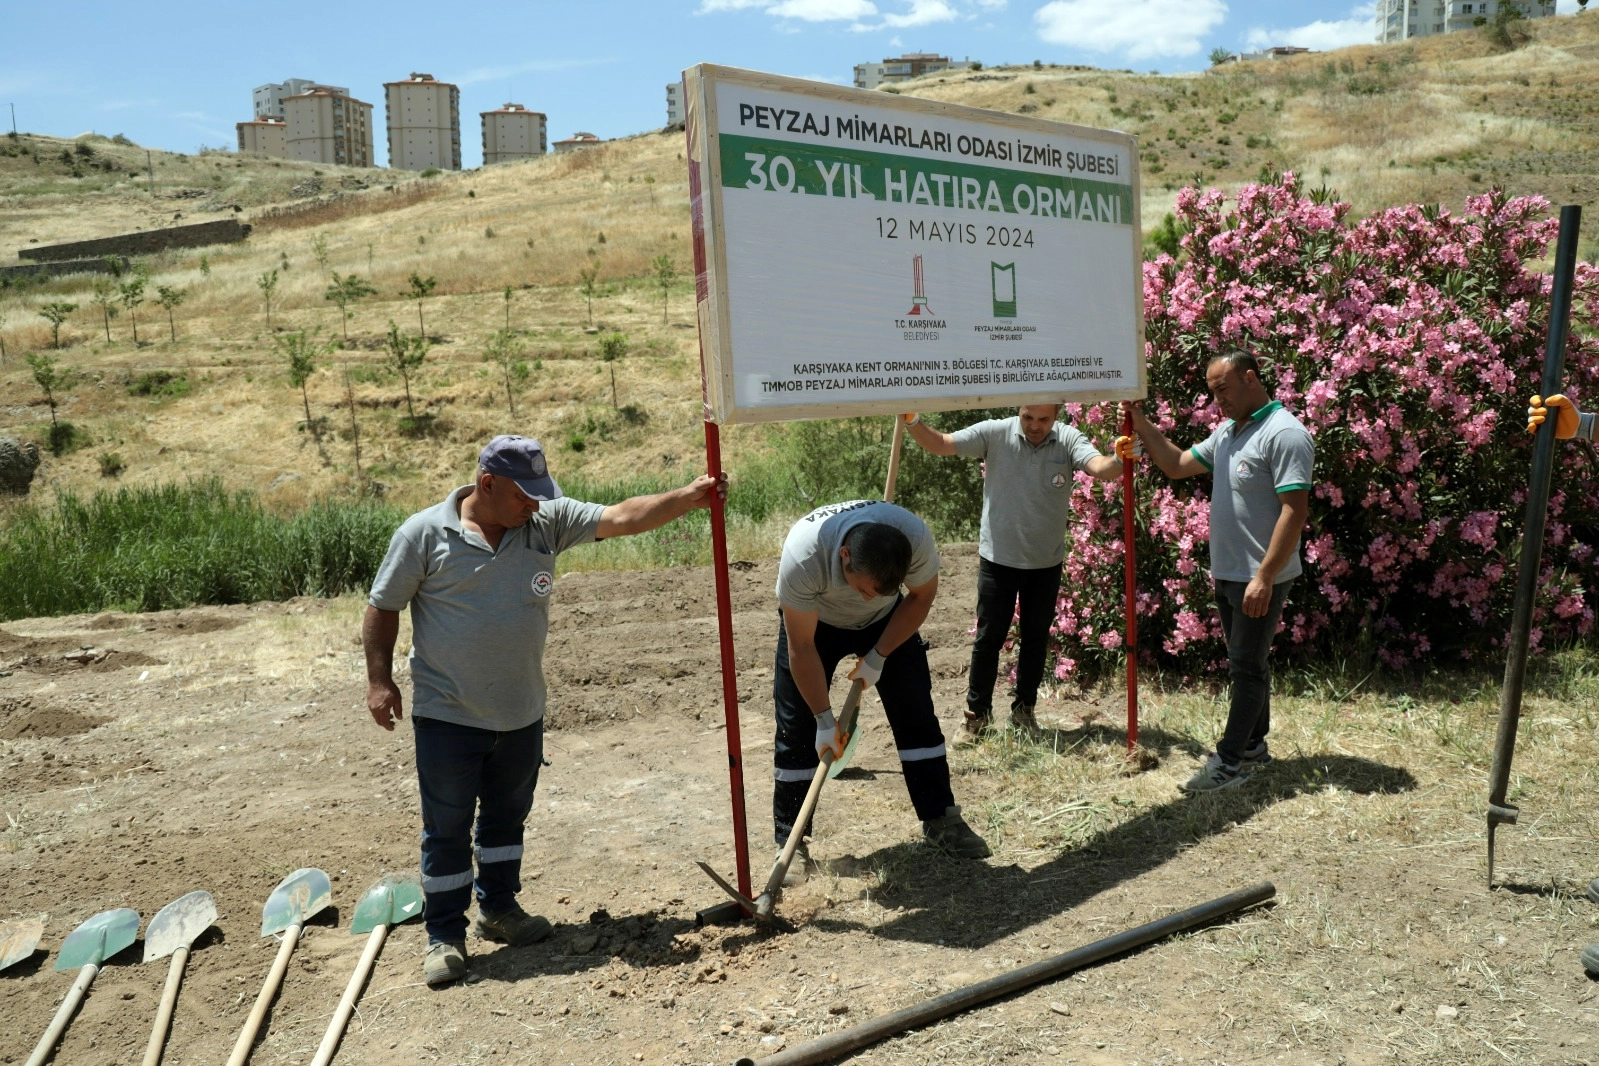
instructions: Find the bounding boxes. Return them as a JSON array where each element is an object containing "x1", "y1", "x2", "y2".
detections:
[
  {"x1": 364, "y1": 436, "x2": 723, "y2": 985},
  {"x1": 1121, "y1": 351, "x2": 1313, "y2": 793},
  {"x1": 902, "y1": 405, "x2": 1129, "y2": 737}
]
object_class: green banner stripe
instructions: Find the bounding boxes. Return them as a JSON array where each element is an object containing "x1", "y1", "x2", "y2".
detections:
[{"x1": 718, "y1": 132, "x2": 1132, "y2": 227}]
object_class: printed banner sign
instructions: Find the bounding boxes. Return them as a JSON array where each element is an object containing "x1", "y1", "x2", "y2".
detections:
[{"x1": 684, "y1": 64, "x2": 1146, "y2": 425}]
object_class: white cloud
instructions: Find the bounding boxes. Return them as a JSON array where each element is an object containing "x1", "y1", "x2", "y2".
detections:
[
  {"x1": 881, "y1": 0, "x2": 959, "y2": 26},
  {"x1": 1034, "y1": 0, "x2": 1228, "y2": 60},
  {"x1": 1243, "y1": 2, "x2": 1377, "y2": 52},
  {"x1": 698, "y1": 0, "x2": 770, "y2": 10},
  {"x1": 701, "y1": 0, "x2": 981, "y2": 25},
  {"x1": 769, "y1": 0, "x2": 878, "y2": 19},
  {"x1": 455, "y1": 57, "x2": 614, "y2": 87}
]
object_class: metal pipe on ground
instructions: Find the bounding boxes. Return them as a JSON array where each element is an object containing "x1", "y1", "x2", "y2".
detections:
[
  {"x1": 732, "y1": 882, "x2": 1275, "y2": 1066},
  {"x1": 1486, "y1": 203, "x2": 1583, "y2": 889}
]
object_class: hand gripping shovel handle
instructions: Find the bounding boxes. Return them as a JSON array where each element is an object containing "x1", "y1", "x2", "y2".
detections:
[
  {"x1": 25, "y1": 964, "x2": 98, "y2": 1066},
  {"x1": 141, "y1": 947, "x2": 191, "y2": 1066},
  {"x1": 308, "y1": 924, "x2": 388, "y2": 1066},
  {"x1": 226, "y1": 921, "x2": 303, "y2": 1066}
]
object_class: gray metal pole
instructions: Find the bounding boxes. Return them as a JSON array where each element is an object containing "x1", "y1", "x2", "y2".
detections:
[
  {"x1": 1486, "y1": 204, "x2": 1583, "y2": 888},
  {"x1": 732, "y1": 882, "x2": 1275, "y2": 1066}
]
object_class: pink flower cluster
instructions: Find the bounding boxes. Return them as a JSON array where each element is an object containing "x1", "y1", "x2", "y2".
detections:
[{"x1": 1050, "y1": 175, "x2": 1599, "y2": 677}]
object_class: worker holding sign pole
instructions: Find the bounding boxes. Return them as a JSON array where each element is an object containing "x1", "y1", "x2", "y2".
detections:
[
  {"x1": 1120, "y1": 350, "x2": 1313, "y2": 793},
  {"x1": 901, "y1": 405, "x2": 1135, "y2": 738}
]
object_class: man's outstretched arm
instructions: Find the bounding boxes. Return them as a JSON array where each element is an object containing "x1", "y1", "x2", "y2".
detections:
[
  {"x1": 596, "y1": 472, "x2": 728, "y2": 538},
  {"x1": 1119, "y1": 401, "x2": 1209, "y2": 481},
  {"x1": 901, "y1": 413, "x2": 958, "y2": 456}
]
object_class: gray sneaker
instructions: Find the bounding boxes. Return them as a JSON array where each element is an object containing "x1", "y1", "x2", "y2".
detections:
[
  {"x1": 423, "y1": 941, "x2": 467, "y2": 987},
  {"x1": 475, "y1": 905, "x2": 552, "y2": 947},
  {"x1": 923, "y1": 805, "x2": 992, "y2": 859},
  {"x1": 1180, "y1": 753, "x2": 1247, "y2": 794},
  {"x1": 1010, "y1": 704, "x2": 1043, "y2": 740},
  {"x1": 1240, "y1": 740, "x2": 1274, "y2": 768}
]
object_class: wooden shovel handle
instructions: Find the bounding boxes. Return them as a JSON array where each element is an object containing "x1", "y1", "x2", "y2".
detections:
[
  {"x1": 25, "y1": 963, "x2": 97, "y2": 1066},
  {"x1": 141, "y1": 947, "x2": 189, "y2": 1066},
  {"x1": 308, "y1": 925, "x2": 388, "y2": 1066},
  {"x1": 759, "y1": 680, "x2": 863, "y2": 902},
  {"x1": 226, "y1": 923, "x2": 302, "y2": 1066}
]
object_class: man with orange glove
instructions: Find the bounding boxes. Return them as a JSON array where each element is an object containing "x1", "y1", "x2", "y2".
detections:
[
  {"x1": 771, "y1": 500, "x2": 990, "y2": 880},
  {"x1": 901, "y1": 404, "x2": 1134, "y2": 738}
]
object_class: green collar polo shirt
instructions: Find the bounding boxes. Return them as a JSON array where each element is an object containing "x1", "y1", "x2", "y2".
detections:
[
  {"x1": 950, "y1": 416, "x2": 1105, "y2": 570},
  {"x1": 1189, "y1": 401, "x2": 1315, "y2": 585},
  {"x1": 368, "y1": 485, "x2": 605, "y2": 731}
]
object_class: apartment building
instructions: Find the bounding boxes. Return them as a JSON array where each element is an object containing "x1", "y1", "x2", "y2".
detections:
[
  {"x1": 386, "y1": 72, "x2": 462, "y2": 171},
  {"x1": 552, "y1": 131, "x2": 602, "y2": 153},
  {"x1": 853, "y1": 53, "x2": 975, "y2": 91},
  {"x1": 283, "y1": 87, "x2": 375, "y2": 168},
  {"x1": 236, "y1": 117, "x2": 288, "y2": 157},
  {"x1": 253, "y1": 78, "x2": 349, "y2": 120},
  {"x1": 1376, "y1": 0, "x2": 1555, "y2": 42},
  {"x1": 482, "y1": 103, "x2": 547, "y2": 164},
  {"x1": 666, "y1": 82, "x2": 683, "y2": 127}
]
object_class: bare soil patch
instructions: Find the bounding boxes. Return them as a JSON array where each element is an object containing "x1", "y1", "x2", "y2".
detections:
[{"x1": 1, "y1": 546, "x2": 1596, "y2": 1066}]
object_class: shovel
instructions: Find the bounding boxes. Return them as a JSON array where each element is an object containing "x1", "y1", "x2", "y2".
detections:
[
  {"x1": 225, "y1": 868, "x2": 332, "y2": 1066},
  {"x1": 0, "y1": 915, "x2": 45, "y2": 974},
  {"x1": 697, "y1": 680, "x2": 865, "y2": 927},
  {"x1": 25, "y1": 907, "x2": 140, "y2": 1066},
  {"x1": 307, "y1": 875, "x2": 423, "y2": 1066},
  {"x1": 140, "y1": 890, "x2": 217, "y2": 1066}
]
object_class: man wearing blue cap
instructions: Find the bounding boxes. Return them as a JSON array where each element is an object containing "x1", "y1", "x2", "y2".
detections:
[{"x1": 363, "y1": 435, "x2": 724, "y2": 986}]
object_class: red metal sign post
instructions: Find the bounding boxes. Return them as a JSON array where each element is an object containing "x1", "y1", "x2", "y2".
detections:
[{"x1": 1122, "y1": 408, "x2": 1138, "y2": 751}]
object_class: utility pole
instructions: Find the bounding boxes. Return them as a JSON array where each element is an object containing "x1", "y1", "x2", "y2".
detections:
[
  {"x1": 8, "y1": 103, "x2": 16, "y2": 137},
  {"x1": 146, "y1": 150, "x2": 155, "y2": 195}
]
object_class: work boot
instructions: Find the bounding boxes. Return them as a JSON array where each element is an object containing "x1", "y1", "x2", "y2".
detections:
[
  {"x1": 923, "y1": 806, "x2": 991, "y2": 859},
  {"x1": 1587, "y1": 878, "x2": 1599, "y2": 905},
  {"x1": 1010, "y1": 704, "x2": 1043, "y2": 740},
  {"x1": 963, "y1": 710, "x2": 993, "y2": 737},
  {"x1": 423, "y1": 941, "x2": 467, "y2": 987},
  {"x1": 777, "y1": 839, "x2": 813, "y2": 888},
  {"x1": 1584, "y1": 944, "x2": 1599, "y2": 977},
  {"x1": 475, "y1": 904, "x2": 552, "y2": 947}
]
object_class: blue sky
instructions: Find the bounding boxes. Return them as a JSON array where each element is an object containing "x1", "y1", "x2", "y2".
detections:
[{"x1": 0, "y1": 1, "x2": 1583, "y2": 168}]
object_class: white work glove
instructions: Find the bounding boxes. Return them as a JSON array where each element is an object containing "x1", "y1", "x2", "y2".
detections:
[
  {"x1": 813, "y1": 709, "x2": 844, "y2": 760},
  {"x1": 847, "y1": 648, "x2": 886, "y2": 689}
]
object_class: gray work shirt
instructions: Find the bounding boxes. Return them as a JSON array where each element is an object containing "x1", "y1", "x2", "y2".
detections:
[
  {"x1": 368, "y1": 485, "x2": 606, "y2": 731},
  {"x1": 950, "y1": 416, "x2": 1104, "y2": 570},
  {"x1": 776, "y1": 500, "x2": 940, "y2": 630},
  {"x1": 1190, "y1": 402, "x2": 1314, "y2": 584}
]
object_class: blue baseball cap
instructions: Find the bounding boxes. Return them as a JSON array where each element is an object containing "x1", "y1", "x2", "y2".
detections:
[{"x1": 478, "y1": 435, "x2": 562, "y2": 501}]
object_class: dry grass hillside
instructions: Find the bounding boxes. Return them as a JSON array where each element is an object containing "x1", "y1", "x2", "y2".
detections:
[{"x1": 1, "y1": 13, "x2": 1597, "y2": 524}]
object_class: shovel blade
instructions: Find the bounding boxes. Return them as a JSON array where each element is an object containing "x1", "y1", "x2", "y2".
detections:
[
  {"x1": 143, "y1": 890, "x2": 218, "y2": 963},
  {"x1": 0, "y1": 916, "x2": 44, "y2": 972},
  {"x1": 261, "y1": 868, "x2": 332, "y2": 937},
  {"x1": 56, "y1": 908, "x2": 141, "y2": 971},
  {"x1": 826, "y1": 679, "x2": 866, "y2": 779},
  {"x1": 350, "y1": 875, "x2": 424, "y2": 935}
]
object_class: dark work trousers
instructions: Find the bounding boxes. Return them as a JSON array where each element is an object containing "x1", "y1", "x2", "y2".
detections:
[
  {"x1": 1213, "y1": 578, "x2": 1294, "y2": 767},
  {"x1": 967, "y1": 557, "x2": 1063, "y2": 720},
  {"x1": 772, "y1": 608, "x2": 954, "y2": 846},
  {"x1": 413, "y1": 715, "x2": 543, "y2": 944}
]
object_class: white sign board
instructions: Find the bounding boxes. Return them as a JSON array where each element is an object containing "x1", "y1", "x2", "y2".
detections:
[{"x1": 684, "y1": 64, "x2": 1145, "y2": 426}]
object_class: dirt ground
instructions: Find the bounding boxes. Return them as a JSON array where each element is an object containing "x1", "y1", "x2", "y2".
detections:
[{"x1": 3, "y1": 543, "x2": 1598, "y2": 1066}]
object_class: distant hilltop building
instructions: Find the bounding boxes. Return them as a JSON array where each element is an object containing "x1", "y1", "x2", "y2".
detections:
[
  {"x1": 552, "y1": 131, "x2": 602, "y2": 153},
  {"x1": 236, "y1": 116, "x2": 287, "y2": 157},
  {"x1": 1236, "y1": 45, "x2": 1315, "y2": 61},
  {"x1": 284, "y1": 87, "x2": 374, "y2": 168},
  {"x1": 386, "y1": 72, "x2": 461, "y2": 171},
  {"x1": 853, "y1": 53, "x2": 974, "y2": 91},
  {"x1": 253, "y1": 78, "x2": 349, "y2": 120},
  {"x1": 1376, "y1": 0, "x2": 1554, "y2": 42},
  {"x1": 482, "y1": 103, "x2": 547, "y2": 164},
  {"x1": 666, "y1": 82, "x2": 683, "y2": 128}
]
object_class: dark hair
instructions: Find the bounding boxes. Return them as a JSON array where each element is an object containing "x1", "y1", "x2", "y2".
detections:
[
  {"x1": 1207, "y1": 349, "x2": 1263, "y2": 382},
  {"x1": 842, "y1": 523, "x2": 912, "y2": 594}
]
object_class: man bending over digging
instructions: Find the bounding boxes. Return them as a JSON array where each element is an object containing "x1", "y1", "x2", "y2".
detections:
[
  {"x1": 363, "y1": 435, "x2": 724, "y2": 987},
  {"x1": 772, "y1": 499, "x2": 991, "y2": 885}
]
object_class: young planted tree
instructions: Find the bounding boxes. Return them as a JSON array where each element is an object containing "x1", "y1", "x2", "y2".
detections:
[
  {"x1": 404, "y1": 272, "x2": 437, "y2": 334},
  {"x1": 384, "y1": 322, "x2": 429, "y2": 419},
  {"x1": 119, "y1": 273, "x2": 147, "y2": 345},
  {"x1": 0, "y1": 309, "x2": 7, "y2": 362},
  {"x1": 309, "y1": 232, "x2": 331, "y2": 274},
  {"x1": 90, "y1": 277, "x2": 119, "y2": 342},
  {"x1": 486, "y1": 328, "x2": 530, "y2": 417},
  {"x1": 599, "y1": 331, "x2": 627, "y2": 409},
  {"x1": 38, "y1": 301, "x2": 76, "y2": 349},
  {"x1": 325, "y1": 272, "x2": 378, "y2": 343},
  {"x1": 503, "y1": 285, "x2": 514, "y2": 332},
  {"x1": 155, "y1": 284, "x2": 187, "y2": 342},
  {"x1": 26, "y1": 351, "x2": 69, "y2": 429},
  {"x1": 275, "y1": 329, "x2": 336, "y2": 438},
  {"x1": 257, "y1": 269, "x2": 279, "y2": 330},
  {"x1": 652, "y1": 254, "x2": 676, "y2": 324},
  {"x1": 578, "y1": 264, "x2": 599, "y2": 325},
  {"x1": 343, "y1": 360, "x2": 363, "y2": 483}
]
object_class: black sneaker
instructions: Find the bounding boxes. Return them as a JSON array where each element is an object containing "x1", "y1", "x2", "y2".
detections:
[
  {"x1": 923, "y1": 805, "x2": 991, "y2": 859},
  {"x1": 475, "y1": 905, "x2": 552, "y2": 947}
]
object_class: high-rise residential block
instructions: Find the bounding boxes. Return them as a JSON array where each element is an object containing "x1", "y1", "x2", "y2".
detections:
[
  {"x1": 386, "y1": 72, "x2": 461, "y2": 171},
  {"x1": 1375, "y1": 0, "x2": 1555, "y2": 43},
  {"x1": 236, "y1": 117, "x2": 289, "y2": 157},
  {"x1": 253, "y1": 78, "x2": 349, "y2": 120},
  {"x1": 283, "y1": 87, "x2": 375, "y2": 168},
  {"x1": 666, "y1": 82, "x2": 683, "y2": 127},
  {"x1": 481, "y1": 103, "x2": 547, "y2": 164}
]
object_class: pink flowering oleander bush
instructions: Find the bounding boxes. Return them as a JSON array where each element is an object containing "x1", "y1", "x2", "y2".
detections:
[{"x1": 1053, "y1": 173, "x2": 1599, "y2": 679}]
